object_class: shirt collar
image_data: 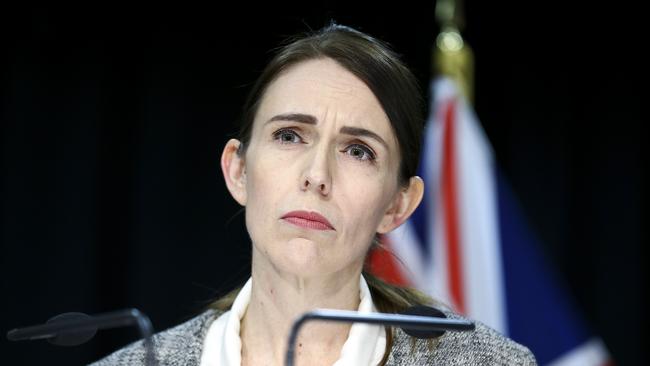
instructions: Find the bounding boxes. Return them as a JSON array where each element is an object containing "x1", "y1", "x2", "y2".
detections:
[{"x1": 200, "y1": 275, "x2": 386, "y2": 366}]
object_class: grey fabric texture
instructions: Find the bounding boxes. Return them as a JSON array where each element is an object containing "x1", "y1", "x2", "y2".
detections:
[{"x1": 89, "y1": 309, "x2": 537, "y2": 365}]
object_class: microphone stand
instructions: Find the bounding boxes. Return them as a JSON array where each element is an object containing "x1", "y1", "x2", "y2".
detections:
[
  {"x1": 285, "y1": 308, "x2": 474, "y2": 366},
  {"x1": 7, "y1": 308, "x2": 158, "y2": 366}
]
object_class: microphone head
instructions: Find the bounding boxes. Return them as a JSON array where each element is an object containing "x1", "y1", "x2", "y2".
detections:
[
  {"x1": 46, "y1": 312, "x2": 97, "y2": 346},
  {"x1": 399, "y1": 305, "x2": 447, "y2": 339}
]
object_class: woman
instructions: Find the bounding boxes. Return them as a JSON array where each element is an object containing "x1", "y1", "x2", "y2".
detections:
[{"x1": 91, "y1": 23, "x2": 537, "y2": 366}]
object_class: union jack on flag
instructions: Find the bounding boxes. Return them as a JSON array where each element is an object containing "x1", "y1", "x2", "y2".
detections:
[{"x1": 369, "y1": 77, "x2": 613, "y2": 366}]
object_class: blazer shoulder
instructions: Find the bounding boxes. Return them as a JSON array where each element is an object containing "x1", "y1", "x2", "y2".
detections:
[
  {"x1": 387, "y1": 311, "x2": 537, "y2": 365},
  {"x1": 88, "y1": 309, "x2": 220, "y2": 366}
]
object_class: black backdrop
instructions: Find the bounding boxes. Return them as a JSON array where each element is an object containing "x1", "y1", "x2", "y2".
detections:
[{"x1": 2, "y1": 3, "x2": 646, "y2": 365}]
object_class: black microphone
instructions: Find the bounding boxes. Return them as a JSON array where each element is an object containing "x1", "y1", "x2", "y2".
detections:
[
  {"x1": 398, "y1": 305, "x2": 449, "y2": 339},
  {"x1": 6, "y1": 308, "x2": 158, "y2": 366},
  {"x1": 285, "y1": 306, "x2": 474, "y2": 366}
]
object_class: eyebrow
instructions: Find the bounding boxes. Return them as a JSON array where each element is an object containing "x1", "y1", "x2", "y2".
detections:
[
  {"x1": 339, "y1": 126, "x2": 388, "y2": 150},
  {"x1": 266, "y1": 113, "x2": 388, "y2": 149},
  {"x1": 267, "y1": 113, "x2": 317, "y2": 125}
]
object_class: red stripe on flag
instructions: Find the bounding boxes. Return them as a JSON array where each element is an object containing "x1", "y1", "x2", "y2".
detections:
[
  {"x1": 441, "y1": 99, "x2": 465, "y2": 313},
  {"x1": 366, "y1": 236, "x2": 409, "y2": 286}
]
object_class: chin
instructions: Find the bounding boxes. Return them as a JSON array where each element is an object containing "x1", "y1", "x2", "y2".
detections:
[{"x1": 270, "y1": 238, "x2": 339, "y2": 278}]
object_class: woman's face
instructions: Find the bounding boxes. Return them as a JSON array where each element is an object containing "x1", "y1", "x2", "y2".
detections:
[{"x1": 232, "y1": 58, "x2": 408, "y2": 279}]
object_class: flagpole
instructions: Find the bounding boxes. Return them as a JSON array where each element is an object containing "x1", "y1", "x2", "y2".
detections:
[{"x1": 433, "y1": 0, "x2": 474, "y2": 104}]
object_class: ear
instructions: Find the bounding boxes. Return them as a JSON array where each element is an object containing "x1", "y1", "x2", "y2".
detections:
[
  {"x1": 377, "y1": 176, "x2": 424, "y2": 234},
  {"x1": 221, "y1": 139, "x2": 247, "y2": 206}
]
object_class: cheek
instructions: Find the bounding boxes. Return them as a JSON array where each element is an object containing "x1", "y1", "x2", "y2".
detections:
[
  {"x1": 252, "y1": 160, "x2": 296, "y2": 192},
  {"x1": 247, "y1": 164, "x2": 277, "y2": 203},
  {"x1": 243, "y1": 151, "x2": 294, "y2": 235},
  {"x1": 338, "y1": 172, "x2": 394, "y2": 234}
]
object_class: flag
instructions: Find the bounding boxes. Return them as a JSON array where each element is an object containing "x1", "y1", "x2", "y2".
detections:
[{"x1": 368, "y1": 77, "x2": 612, "y2": 365}]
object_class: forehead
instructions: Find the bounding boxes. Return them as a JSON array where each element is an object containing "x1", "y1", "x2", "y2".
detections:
[{"x1": 254, "y1": 58, "x2": 396, "y2": 142}]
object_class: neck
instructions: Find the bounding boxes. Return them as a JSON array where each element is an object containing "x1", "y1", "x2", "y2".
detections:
[{"x1": 241, "y1": 248, "x2": 363, "y2": 366}]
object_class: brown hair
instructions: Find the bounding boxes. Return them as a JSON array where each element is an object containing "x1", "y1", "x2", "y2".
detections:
[
  {"x1": 237, "y1": 23, "x2": 424, "y2": 185},
  {"x1": 214, "y1": 23, "x2": 432, "y2": 364}
]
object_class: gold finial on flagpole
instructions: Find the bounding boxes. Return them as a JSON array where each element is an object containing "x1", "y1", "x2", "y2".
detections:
[{"x1": 433, "y1": 0, "x2": 475, "y2": 104}]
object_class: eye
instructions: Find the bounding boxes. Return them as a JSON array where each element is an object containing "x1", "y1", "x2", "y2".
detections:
[
  {"x1": 344, "y1": 144, "x2": 376, "y2": 162},
  {"x1": 272, "y1": 128, "x2": 302, "y2": 144}
]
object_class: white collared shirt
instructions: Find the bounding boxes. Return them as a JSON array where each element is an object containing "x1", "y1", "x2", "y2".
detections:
[{"x1": 200, "y1": 275, "x2": 386, "y2": 366}]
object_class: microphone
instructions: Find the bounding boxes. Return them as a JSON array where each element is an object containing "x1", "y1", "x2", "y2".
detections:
[
  {"x1": 285, "y1": 306, "x2": 474, "y2": 366},
  {"x1": 6, "y1": 308, "x2": 158, "y2": 366},
  {"x1": 398, "y1": 305, "x2": 449, "y2": 339}
]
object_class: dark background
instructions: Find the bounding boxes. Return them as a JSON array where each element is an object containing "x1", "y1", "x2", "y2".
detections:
[{"x1": 1, "y1": 2, "x2": 646, "y2": 365}]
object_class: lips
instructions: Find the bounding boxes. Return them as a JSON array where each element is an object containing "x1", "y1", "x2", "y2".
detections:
[{"x1": 281, "y1": 210, "x2": 335, "y2": 231}]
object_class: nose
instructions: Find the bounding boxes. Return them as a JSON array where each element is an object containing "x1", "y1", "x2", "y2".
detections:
[{"x1": 301, "y1": 147, "x2": 332, "y2": 196}]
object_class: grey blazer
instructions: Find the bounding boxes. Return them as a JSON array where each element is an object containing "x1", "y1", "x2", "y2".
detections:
[{"x1": 89, "y1": 309, "x2": 537, "y2": 365}]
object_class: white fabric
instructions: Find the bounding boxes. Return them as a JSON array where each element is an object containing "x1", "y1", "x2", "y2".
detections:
[
  {"x1": 547, "y1": 338, "x2": 610, "y2": 366},
  {"x1": 200, "y1": 275, "x2": 386, "y2": 366}
]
